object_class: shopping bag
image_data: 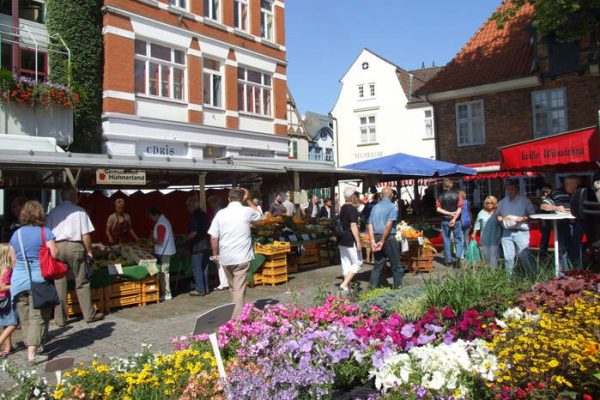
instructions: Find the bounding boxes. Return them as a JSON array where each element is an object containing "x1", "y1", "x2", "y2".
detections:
[{"x1": 466, "y1": 240, "x2": 482, "y2": 264}]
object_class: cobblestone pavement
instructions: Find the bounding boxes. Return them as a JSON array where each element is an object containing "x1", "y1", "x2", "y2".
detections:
[{"x1": 0, "y1": 259, "x2": 452, "y2": 390}]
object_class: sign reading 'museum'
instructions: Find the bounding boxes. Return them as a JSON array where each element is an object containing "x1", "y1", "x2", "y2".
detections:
[{"x1": 96, "y1": 169, "x2": 146, "y2": 185}]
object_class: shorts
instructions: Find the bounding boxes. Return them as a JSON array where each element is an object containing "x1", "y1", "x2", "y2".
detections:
[{"x1": 339, "y1": 245, "x2": 362, "y2": 275}]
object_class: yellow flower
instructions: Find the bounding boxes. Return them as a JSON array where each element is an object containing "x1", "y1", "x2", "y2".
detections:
[{"x1": 104, "y1": 385, "x2": 114, "y2": 396}]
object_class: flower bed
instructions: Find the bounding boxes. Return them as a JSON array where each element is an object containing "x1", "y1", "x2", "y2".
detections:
[{"x1": 1, "y1": 271, "x2": 598, "y2": 399}]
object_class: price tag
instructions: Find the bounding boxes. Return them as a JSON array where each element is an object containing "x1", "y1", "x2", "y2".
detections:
[
  {"x1": 417, "y1": 237, "x2": 424, "y2": 245},
  {"x1": 279, "y1": 236, "x2": 286, "y2": 242},
  {"x1": 301, "y1": 234, "x2": 310, "y2": 241},
  {"x1": 289, "y1": 235, "x2": 298, "y2": 242},
  {"x1": 310, "y1": 234, "x2": 317, "y2": 239},
  {"x1": 108, "y1": 264, "x2": 123, "y2": 275},
  {"x1": 401, "y1": 240, "x2": 409, "y2": 253}
]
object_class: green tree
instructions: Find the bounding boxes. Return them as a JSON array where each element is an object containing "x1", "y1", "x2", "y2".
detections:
[
  {"x1": 46, "y1": 0, "x2": 103, "y2": 152},
  {"x1": 493, "y1": 0, "x2": 600, "y2": 41}
]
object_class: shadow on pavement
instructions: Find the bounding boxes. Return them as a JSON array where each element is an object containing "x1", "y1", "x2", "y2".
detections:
[
  {"x1": 254, "y1": 298, "x2": 279, "y2": 309},
  {"x1": 44, "y1": 322, "x2": 116, "y2": 359}
]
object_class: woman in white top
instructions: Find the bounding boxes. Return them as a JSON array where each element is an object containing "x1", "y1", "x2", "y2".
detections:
[
  {"x1": 471, "y1": 195, "x2": 503, "y2": 268},
  {"x1": 148, "y1": 207, "x2": 176, "y2": 301}
]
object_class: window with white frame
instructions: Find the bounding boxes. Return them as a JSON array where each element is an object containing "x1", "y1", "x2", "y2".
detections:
[
  {"x1": 237, "y1": 67, "x2": 272, "y2": 116},
  {"x1": 369, "y1": 83, "x2": 376, "y2": 97},
  {"x1": 532, "y1": 88, "x2": 567, "y2": 138},
  {"x1": 359, "y1": 116, "x2": 376, "y2": 143},
  {"x1": 424, "y1": 109, "x2": 434, "y2": 138},
  {"x1": 234, "y1": 0, "x2": 249, "y2": 31},
  {"x1": 134, "y1": 39, "x2": 185, "y2": 100},
  {"x1": 203, "y1": 58, "x2": 222, "y2": 108},
  {"x1": 456, "y1": 100, "x2": 485, "y2": 146},
  {"x1": 169, "y1": 0, "x2": 187, "y2": 9},
  {"x1": 204, "y1": 0, "x2": 219, "y2": 21},
  {"x1": 358, "y1": 84, "x2": 364, "y2": 99},
  {"x1": 261, "y1": 0, "x2": 274, "y2": 41}
]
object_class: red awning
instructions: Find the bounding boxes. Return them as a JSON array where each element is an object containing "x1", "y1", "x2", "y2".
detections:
[
  {"x1": 461, "y1": 162, "x2": 537, "y2": 181},
  {"x1": 500, "y1": 126, "x2": 600, "y2": 171}
]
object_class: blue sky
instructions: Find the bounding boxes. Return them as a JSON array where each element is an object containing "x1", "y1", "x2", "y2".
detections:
[{"x1": 286, "y1": 0, "x2": 501, "y2": 115}]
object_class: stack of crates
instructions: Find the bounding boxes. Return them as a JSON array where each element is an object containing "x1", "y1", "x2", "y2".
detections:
[
  {"x1": 297, "y1": 243, "x2": 320, "y2": 267},
  {"x1": 254, "y1": 242, "x2": 291, "y2": 286},
  {"x1": 66, "y1": 288, "x2": 106, "y2": 318}
]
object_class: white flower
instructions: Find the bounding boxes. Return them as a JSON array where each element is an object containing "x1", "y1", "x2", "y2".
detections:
[{"x1": 33, "y1": 388, "x2": 41, "y2": 396}]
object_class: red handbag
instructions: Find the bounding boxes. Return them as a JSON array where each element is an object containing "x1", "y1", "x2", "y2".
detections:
[{"x1": 40, "y1": 228, "x2": 68, "y2": 280}]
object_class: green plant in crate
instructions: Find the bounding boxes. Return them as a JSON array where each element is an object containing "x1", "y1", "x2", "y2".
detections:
[{"x1": 390, "y1": 293, "x2": 430, "y2": 321}]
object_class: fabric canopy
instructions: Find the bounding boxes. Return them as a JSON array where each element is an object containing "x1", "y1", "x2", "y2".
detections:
[
  {"x1": 342, "y1": 152, "x2": 477, "y2": 178},
  {"x1": 500, "y1": 126, "x2": 600, "y2": 171},
  {"x1": 461, "y1": 162, "x2": 538, "y2": 181}
]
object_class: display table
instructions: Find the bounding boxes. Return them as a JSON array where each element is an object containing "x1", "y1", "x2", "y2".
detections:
[{"x1": 529, "y1": 213, "x2": 575, "y2": 277}]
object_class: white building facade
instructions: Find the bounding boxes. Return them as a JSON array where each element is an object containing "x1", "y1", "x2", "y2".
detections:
[{"x1": 332, "y1": 49, "x2": 440, "y2": 168}]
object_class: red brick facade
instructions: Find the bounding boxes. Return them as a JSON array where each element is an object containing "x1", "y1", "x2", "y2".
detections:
[{"x1": 434, "y1": 73, "x2": 600, "y2": 164}]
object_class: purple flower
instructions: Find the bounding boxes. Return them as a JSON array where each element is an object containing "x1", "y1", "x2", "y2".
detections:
[
  {"x1": 417, "y1": 333, "x2": 436, "y2": 345},
  {"x1": 400, "y1": 323, "x2": 415, "y2": 338},
  {"x1": 424, "y1": 323, "x2": 443, "y2": 333},
  {"x1": 443, "y1": 332, "x2": 454, "y2": 345}
]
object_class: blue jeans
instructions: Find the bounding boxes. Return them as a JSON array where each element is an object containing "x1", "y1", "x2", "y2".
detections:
[
  {"x1": 501, "y1": 229, "x2": 531, "y2": 274},
  {"x1": 441, "y1": 220, "x2": 464, "y2": 263},
  {"x1": 191, "y1": 251, "x2": 209, "y2": 294},
  {"x1": 369, "y1": 235, "x2": 404, "y2": 288}
]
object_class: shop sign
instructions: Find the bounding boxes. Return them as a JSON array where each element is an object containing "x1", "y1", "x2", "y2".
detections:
[
  {"x1": 136, "y1": 142, "x2": 187, "y2": 157},
  {"x1": 96, "y1": 169, "x2": 146, "y2": 185}
]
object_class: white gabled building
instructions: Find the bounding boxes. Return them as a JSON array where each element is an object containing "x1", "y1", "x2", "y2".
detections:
[{"x1": 332, "y1": 48, "x2": 441, "y2": 168}]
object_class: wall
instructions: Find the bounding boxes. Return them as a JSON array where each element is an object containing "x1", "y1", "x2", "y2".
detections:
[
  {"x1": 435, "y1": 73, "x2": 600, "y2": 164},
  {"x1": 331, "y1": 50, "x2": 436, "y2": 168}
]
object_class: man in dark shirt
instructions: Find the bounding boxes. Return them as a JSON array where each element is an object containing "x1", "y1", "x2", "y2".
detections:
[
  {"x1": 187, "y1": 197, "x2": 211, "y2": 296},
  {"x1": 436, "y1": 179, "x2": 463, "y2": 268},
  {"x1": 337, "y1": 188, "x2": 362, "y2": 292},
  {"x1": 540, "y1": 175, "x2": 584, "y2": 268},
  {"x1": 269, "y1": 193, "x2": 286, "y2": 216}
]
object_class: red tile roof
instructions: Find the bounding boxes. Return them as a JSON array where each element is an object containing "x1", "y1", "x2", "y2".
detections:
[{"x1": 417, "y1": 3, "x2": 536, "y2": 95}]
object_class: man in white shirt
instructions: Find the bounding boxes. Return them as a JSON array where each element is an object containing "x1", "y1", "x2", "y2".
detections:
[
  {"x1": 46, "y1": 187, "x2": 104, "y2": 326},
  {"x1": 496, "y1": 180, "x2": 536, "y2": 274},
  {"x1": 208, "y1": 188, "x2": 262, "y2": 318},
  {"x1": 282, "y1": 192, "x2": 295, "y2": 216}
]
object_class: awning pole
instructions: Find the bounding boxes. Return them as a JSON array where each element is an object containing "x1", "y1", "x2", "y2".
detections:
[
  {"x1": 64, "y1": 168, "x2": 81, "y2": 191},
  {"x1": 330, "y1": 175, "x2": 336, "y2": 217},
  {"x1": 198, "y1": 173, "x2": 207, "y2": 212}
]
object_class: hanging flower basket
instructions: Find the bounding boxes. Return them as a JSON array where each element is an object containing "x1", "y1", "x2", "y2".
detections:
[{"x1": 0, "y1": 69, "x2": 80, "y2": 109}]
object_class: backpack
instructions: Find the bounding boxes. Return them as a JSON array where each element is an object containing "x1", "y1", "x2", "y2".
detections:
[{"x1": 333, "y1": 215, "x2": 345, "y2": 238}]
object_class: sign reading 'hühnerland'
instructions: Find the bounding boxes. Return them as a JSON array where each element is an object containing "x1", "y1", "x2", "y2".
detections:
[{"x1": 96, "y1": 169, "x2": 146, "y2": 185}]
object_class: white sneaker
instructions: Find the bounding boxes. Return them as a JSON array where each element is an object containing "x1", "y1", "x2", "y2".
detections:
[{"x1": 160, "y1": 293, "x2": 172, "y2": 301}]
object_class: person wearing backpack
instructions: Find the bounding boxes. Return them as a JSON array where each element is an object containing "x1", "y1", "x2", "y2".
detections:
[{"x1": 336, "y1": 188, "x2": 362, "y2": 293}]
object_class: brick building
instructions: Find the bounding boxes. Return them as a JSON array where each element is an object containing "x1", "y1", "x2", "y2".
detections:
[
  {"x1": 417, "y1": 3, "x2": 600, "y2": 168},
  {"x1": 102, "y1": 0, "x2": 290, "y2": 159}
]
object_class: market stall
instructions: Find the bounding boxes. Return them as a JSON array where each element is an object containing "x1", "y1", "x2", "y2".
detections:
[{"x1": 0, "y1": 148, "x2": 376, "y2": 312}]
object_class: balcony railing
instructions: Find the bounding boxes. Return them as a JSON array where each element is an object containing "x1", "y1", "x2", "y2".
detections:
[{"x1": 0, "y1": 20, "x2": 73, "y2": 146}]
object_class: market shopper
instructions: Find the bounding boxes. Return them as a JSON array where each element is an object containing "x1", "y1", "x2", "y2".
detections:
[
  {"x1": 105, "y1": 198, "x2": 139, "y2": 244},
  {"x1": 208, "y1": 188, "x2": 262, "y2": 318},
  {"x1": 0, "y1": 243, "x2": 17, "y2": 357},
  {"x1": 302, "y1": 195, "x2": 320, "y2": 219},
  {"x1": 318, "y1": 198, "x2": 333, "y2": 219},
  {"x1": 368, "y1": 187, "x2": 403, "y2": 289},
  {"x1": 497, "y1": 180, "x2": 536, "y2": 274},
  {"x1": 436, "y1": 179, "x2": 464, "y2": 268},
  {"x1": 187, "y1": 197, "x2": 211, "y2": 296},
  {"x1": 148, "y1": 207, "x2": 176, "y2": 301},
  {"x1": 472, "y1": 196, "x2": 502, "y2": 268},
  {"x1": 459, "y1": 191, "x2": 472, "y2": 256},
  {"x1": 47, "y1": 187, "x2": 104, "y2": 326},
  {"x1": 9, "y1": 201, "x2": 60, "y2": 364},
  {"x1": 540, "y1": 175, "x2": 584, "y2": 268},
  {"x1": 538, "y1": 184, "x2": 554, "y2": 257},
  {"x1": 337, "y1": 188, "x2": 362, "y2": 293},
  {"x1": 6, "y1": 196, "x2": 28, "y2": 241},
  {"x1": 207, "y1": 195, "x2": 229, "y2": 290},
  {"x1": 282, "y1": 192, "x2": 296, "y2": 216},
  {"x1": 269, "y1": 193, "x2": 287, "y2": 216}
]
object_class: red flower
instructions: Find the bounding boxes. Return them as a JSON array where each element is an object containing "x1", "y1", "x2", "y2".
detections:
[{"x1": 440, "y1": 306, "x2": 455, "y2": 319}]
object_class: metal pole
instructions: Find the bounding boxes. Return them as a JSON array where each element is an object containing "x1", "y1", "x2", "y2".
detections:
[
  {"x1": 553, "y1": 219, "x2": 560, "y2": 277},
  {"x1": 208, "y1": 332, "x2": 230, "y2": 399},
  {"x1": 198, "y1": 173, "x2": 207, "y2": 212}
]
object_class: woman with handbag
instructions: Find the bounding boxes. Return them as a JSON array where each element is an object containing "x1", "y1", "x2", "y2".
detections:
[
  {"x1": 8, "y1": 201, "x2": 60, "y2": 364},
  {"x1": 0, "y1": 243, "x2": 17, "y2": 357}
]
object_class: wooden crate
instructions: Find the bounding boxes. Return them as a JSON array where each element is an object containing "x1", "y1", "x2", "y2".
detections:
[
  {"x1": 410, "y1": 257, "x2": 434, "y2": 273},
  {"x1": 106, "y1": 280, "x2": 141, "y2": 298},
  {"x1": 261, "y1": 265, "x2": 287, "y2": 277},
  {"x1": 255, "y1": 242, "x2": 291, "y2": 255},
  {"x1": 141, "y1": 276, "x2": 160, "y2": 305},
  {"x1": 108, "y1": 293, "x2": 144, "y2": 308},
  {"x1": 252, "y1": 271, "x2": 263, "y2": 285},
  {"x1": 262, "y1": 274, "x2": 288, "y2": 286},
  {"x1": 264, "y1": 257, "x2": 287, "y2": 268},
  {"x1": 297, "y1": 254, "x2": 319, "y2": 266},
  {"x1": 66, "y1": 288, "x2": 106, "y2": 318},
  {"x1": 286, "y1": 255, "x2": 298, "y2": 273}
]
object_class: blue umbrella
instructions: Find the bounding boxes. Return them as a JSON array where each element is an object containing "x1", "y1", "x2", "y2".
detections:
[{"x1": 342, "y1": 152, "x2": 477, "y2": 177}]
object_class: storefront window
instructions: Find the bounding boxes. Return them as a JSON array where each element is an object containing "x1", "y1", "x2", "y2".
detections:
[{"x1": 134, "y1": 39, "x2": 185, "y2": 101}]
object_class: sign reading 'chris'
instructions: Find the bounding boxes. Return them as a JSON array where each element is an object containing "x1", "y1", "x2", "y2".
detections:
[
  {"x1": 96, "y1": 169, "x2": 146, "y2": 185},
  {"x1": 136, "y1": 141, "x2": 187, "y2": 157}
]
